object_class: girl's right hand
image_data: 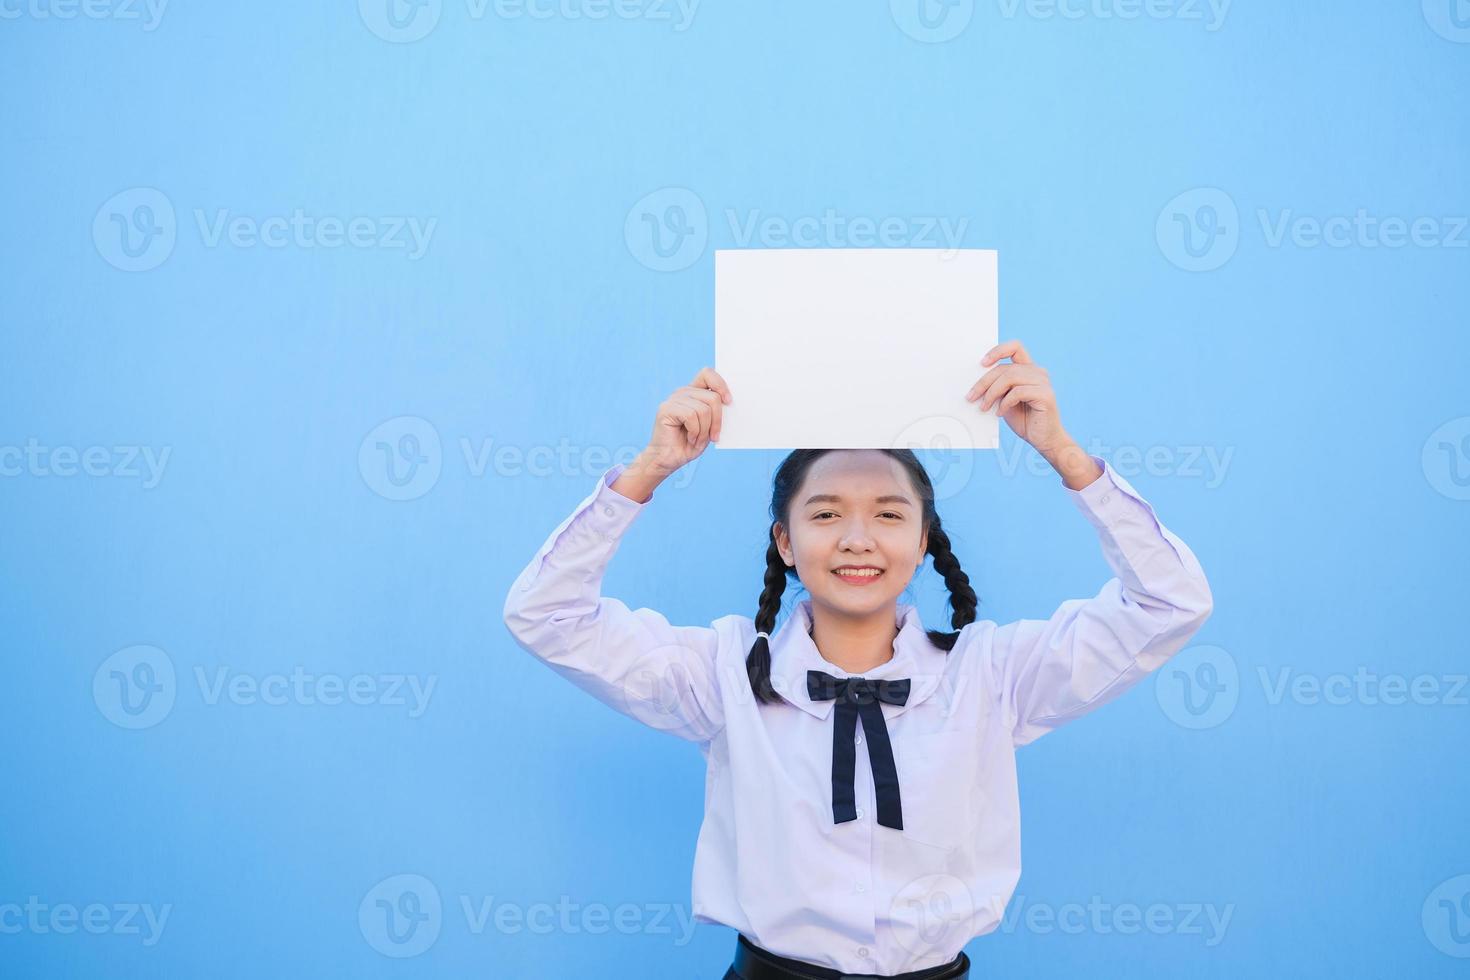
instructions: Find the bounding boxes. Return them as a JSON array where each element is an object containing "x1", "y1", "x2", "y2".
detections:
[{"x1": 638, "y1": 366, "x2": 732, "y2": 476}]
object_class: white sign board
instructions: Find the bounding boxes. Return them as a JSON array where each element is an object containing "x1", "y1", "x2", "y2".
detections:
[{"x1": 714, "y1": 248, "x2": 999, "y2": 451}]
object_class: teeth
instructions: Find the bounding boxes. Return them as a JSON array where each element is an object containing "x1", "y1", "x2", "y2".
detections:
[{"x1": 834, "y1": 569, "x2": 882, "y2": 577}]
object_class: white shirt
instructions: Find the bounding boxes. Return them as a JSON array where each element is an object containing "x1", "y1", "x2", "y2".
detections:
[{"x1": 503, "y1": 454, "x2": 1213, "y2": 975}]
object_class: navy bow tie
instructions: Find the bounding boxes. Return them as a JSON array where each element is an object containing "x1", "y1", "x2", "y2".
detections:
[{"x1": 806, "y1": 670, "x2": 912, "y2": 830}]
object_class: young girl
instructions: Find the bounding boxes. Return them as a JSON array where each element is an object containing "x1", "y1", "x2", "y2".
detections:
[{"x1": 503, "y1": 341, "x2": 1213, "y2": 980}]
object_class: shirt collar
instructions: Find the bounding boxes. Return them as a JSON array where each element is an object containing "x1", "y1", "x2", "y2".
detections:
[{"x1": 767, "y1": 598, "x2": 949, "y2": 720}]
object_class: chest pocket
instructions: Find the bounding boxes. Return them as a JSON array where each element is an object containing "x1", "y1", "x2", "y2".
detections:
[{"x1": 894, "y1": 727, "x2": 977, "y2": 851}]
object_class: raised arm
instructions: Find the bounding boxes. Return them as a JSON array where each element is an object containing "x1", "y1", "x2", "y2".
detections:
[
  {"x1": 988, "y1": 455, "x2": 1213, "y2": 745},
  {"x1": 965, "y1": 339, "x2": 1213, "y2": 746},
  {"x1": 501, "y1": 367, "x2": 736, "y2": 744}
]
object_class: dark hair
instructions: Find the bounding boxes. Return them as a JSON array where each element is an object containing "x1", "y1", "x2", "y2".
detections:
[{"x1": 745, "y1": 449, "x2": 979, "y2": 705}]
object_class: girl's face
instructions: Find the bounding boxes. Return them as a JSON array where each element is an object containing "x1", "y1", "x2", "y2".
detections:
[{"x1": 774, "y1": 451, "x2": 929, "y2": 619}]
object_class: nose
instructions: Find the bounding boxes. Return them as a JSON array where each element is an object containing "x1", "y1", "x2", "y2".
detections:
[{"x1": 837, "y1": 519, "x2": 877, "y2": 552}]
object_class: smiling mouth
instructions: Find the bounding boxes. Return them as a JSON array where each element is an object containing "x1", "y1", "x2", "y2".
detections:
[{"x1": 832, "y1": 568, "x2": 884, "y2": 585}]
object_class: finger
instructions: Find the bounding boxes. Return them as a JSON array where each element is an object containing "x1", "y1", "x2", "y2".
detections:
[
  {"x1": 967, "y1": 363, "x2": 1013, "y2": 403},
  {"x1": 981, "y1": 339, "x2": 1032, "y2": 367},
  {"x1": 978, "y1": 374, "x2": 1020, "y2": 412},
  {"x1": 680, "y1": 394, "x2": 711, "y2": 448},
  {"x1": 684, "y1": 387, "x2": 722, "y2": 442},
  {"x1": 692, "y1": 366, "x2": 733, "y2": 405},
  {"x1": 999, "y1": 384, "x2": 1048, "y2": 414},
  {"x1": 968, "y1": 364, "x2": 1044, "y2": 404}
]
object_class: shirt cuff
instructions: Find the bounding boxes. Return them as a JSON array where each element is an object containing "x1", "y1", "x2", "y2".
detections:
[
  {"x1": 582, "y1": 462, "x2": 648, "y2": 539},
  {"x1": 1064, "y1": 455, "x2": 1139, "y2": 531}
]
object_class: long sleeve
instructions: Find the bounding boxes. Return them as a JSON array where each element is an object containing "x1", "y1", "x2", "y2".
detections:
[
  {"x1": 502, "y1": 462, "x2": 726, "y2": 744},
  {"x1": 989, "y1": 454, "x2": 1214, "y2": 747}
]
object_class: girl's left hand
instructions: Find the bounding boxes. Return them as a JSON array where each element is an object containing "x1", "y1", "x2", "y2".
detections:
[{"x1": 965, "y1": 339, "x2": 1070, "y2": 456}]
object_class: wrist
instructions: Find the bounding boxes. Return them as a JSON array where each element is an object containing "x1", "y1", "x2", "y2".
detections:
[
  {"x1": 1040, "y1": 437, "x2": 1101, "y2": 491},
  {"x1": 612, "y1": 451, "x2": 672, "y2": 503}
]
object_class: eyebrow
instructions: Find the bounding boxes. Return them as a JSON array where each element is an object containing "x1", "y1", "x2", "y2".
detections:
[{"x1": 803, "y1": 494, "x2": 914, "y2": 507}]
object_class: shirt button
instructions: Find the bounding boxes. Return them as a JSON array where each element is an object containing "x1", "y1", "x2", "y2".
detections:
[
  {"x1": 857, "y1": 946, "x2": 869, "y2": 957},
  {"x1": 1100, "y1": 493, "x2": 1113, "y2": 505},
  {"x1": 855, "y1": 807, "x2": 864, "y2": 819},
  {"x1": 602, "y1": 505, "x2": 615, "y2": 517},
  {"x1": 856, "y1": 882, "x2": 866, "y2": 893},
  {"x1": 855, "y1": 734, "x2": 862, "y2": 744}
]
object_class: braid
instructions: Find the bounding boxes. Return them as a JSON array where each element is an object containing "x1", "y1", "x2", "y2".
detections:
[
  {"x1": 924, "y1": 516, "x2": 979, "y2": 652},
  {"x1": 745, "y1": 528, "x2": 790, "y2": 705}
]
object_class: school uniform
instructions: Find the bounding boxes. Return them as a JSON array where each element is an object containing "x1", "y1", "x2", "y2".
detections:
[{"x1": 503, "y1": 455, "x2": 1212, "y2": 979}]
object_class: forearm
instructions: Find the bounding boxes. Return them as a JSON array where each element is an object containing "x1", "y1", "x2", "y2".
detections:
[
  {"x1": 1041, "y1": 435, "x2": 1103, "y2": 491},
  {"x1": 609, "y1": 449, "x2": 671, "y2": 504}
]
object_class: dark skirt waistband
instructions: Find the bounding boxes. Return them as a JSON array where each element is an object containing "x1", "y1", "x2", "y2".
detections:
[{"x1": 727, "y1": 933, "x2": 970, "y2": 980}]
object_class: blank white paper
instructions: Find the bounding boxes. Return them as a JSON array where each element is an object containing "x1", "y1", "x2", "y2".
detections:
[{"x1": 714, "y1": 248, "x2": 999, "y2": 451}]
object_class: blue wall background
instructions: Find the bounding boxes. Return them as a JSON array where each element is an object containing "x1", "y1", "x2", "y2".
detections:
[{"x1": 3, "y1": 1, "x2": 1468, "y2": 976}]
